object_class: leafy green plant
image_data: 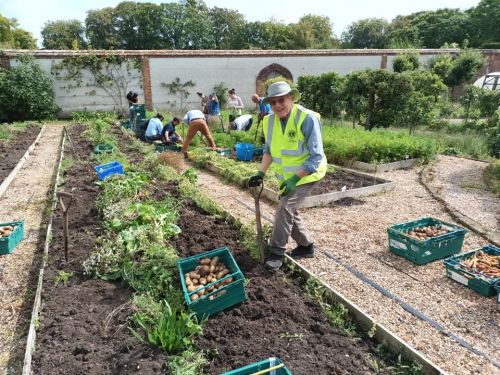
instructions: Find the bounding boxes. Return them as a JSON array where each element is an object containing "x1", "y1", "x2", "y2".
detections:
[
  {"x1": 181, "y1": 168, "x2": 198, "y2": 183},
  {"x1": 54, "y1": 270, "x2": 74, "y2": 285},
  {"x1": 0, "y1": 55, "x2": 60, "y2": 122},
  {"x1": 131, "y1": 300, "x2": 202, "y2": 352},
  {"x1": 72, "y1": 110, "x2": 115, "y2": 123},
  {"x1": 162, "y1": 77, "x2": 195, "y2": 111},
  {"x1": 484, "y1": 159, "x2": 500, "y2": 195}
]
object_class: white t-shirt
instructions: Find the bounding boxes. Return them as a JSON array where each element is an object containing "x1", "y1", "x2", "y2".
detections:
[
  {"x1": 183, "y1": 110, "x2": 205, "y2": 124},
  {"x1": 233, "y1": 114, "x2": 253, "y2": 131}
]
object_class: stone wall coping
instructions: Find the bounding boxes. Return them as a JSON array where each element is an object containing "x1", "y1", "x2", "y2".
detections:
[{"x1": 1, "y1": 48, "x2": 484, "y2": 59}]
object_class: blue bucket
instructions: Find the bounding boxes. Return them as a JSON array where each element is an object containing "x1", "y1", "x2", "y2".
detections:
[{"x1": 235, "y1": 143, "x2": 254, "y2": 161}]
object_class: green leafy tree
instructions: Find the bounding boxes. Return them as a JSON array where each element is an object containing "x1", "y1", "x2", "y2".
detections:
[
  {"x1": 468, "y1": 0, "x2": 500, "y2": 48},
  {"x1": 428, "y1": 50, "x2": 484, "y2": 94},
  {"x1": 160, "y1": 3, "x2": 188, "y2": 49},
  {"x1": 243, "y1": 20, "x2": 291, "y2": 49},
  {"x1": 392, "y1": 51, "x2": 420, "y2": 72},
  {"x1": 287, "y1": 15, "x2": 339, "y2": 49},
  {"x1": 0, "y1": 55, "x2": 60, "y2": 122},
  {"x1": 85, "y1": 8, "x2": 119, "y2": 49},
  {"x1": 0, "y1": 14, "x2": 36, "y2": 49},
  {"x1": 180, "y1": 0, "x2": 215, "y2": 49},
  {"x1": 208, "y1": 7, "x2": 246, "y2": 49},
  {"x1": 41, "y1": 20, "x2": 87, "y2": 49},
  {"x1": 341, "y1": 18, "x2": 389, "y2": 48},
  {"x1": 298, "y1": 72, "x2": 345, "y2": 117}
]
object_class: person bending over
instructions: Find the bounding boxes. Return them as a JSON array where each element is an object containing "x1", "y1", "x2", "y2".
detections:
[{"x1": 182, "y1": 109, "x2": 217, "y2": 158}]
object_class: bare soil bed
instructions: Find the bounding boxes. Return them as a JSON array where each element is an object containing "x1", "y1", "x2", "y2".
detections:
[
  {"x1": 31, "y1": 124, "x2": 401, "y2": 374},
  {"x1": 311, "y1": 169, "x2": 383, "y2": 195},
  {"x1": 0, "y1": 124, "x2": 41, "y2": 183}
]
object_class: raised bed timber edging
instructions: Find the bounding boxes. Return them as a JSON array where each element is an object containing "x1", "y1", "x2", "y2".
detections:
[
  {"x1": 284, "y1": 255, "x2": 447, "y2": 375},
  {"x1": 202, "y1": 162, "x2": 395, "y2": 208},
  {"x1": 22, "y1": 131, "x2": 65, "y2": 375},
  {"x1": 0, "y1": 125, "x2": 45, "y2": 199},
  {"x1": 343, "y1": 158, "x2": 419, "y2": 173}
]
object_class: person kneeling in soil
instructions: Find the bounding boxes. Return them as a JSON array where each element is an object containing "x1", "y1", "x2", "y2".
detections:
[
  {"x1": 230, "y1": 114, "x2": 253, "y2": 131},
  {"x1": 247, "y1": 81, "x2": 327, "y2": 270},
  {"x1": 182, "y1": 109, "x2": 217, "y2": 158},
  {"x1": 161, "y1": 116, "x2": 183, "y2": 145},
  {"x1": 144, "y1": 113, "x2": 165, "y2": 142}
]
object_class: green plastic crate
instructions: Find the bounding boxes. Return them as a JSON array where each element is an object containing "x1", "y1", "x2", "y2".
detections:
[
  {"x1": 0, "y1": 220, "x2": 25, "y2": 255},
  {"x1": 387, "y1": 217, "x2": 467, "y2": 265},
  {"x1": 120, "y1": 120, "x2": 131, "y2": 129},
  {"x1": 221, "y1": 357, "x2": 292, "y2": 375},
  {"x1": 94, "y1": 144, "x2": 115, "y2": 154},
  {"x1": 495, "y1": 282, "x2": 500, "y2": 303},
  {"x1": 178, "y1": 247, "x2": 246, "y2": 319},
  {"x1": 444, "y1": 245, "x2": 500, "y2": 297}
]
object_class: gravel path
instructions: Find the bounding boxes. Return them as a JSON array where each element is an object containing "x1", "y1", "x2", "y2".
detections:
[
  {"x1": 0, "y1": 124, "x2": 63, "y2": 375},
  {"x1": 195, "y1": 159, "x2": 500, "y2": 375},
  {"x1": 422, "y1": 155, "x2": 499, "y2": 240}
]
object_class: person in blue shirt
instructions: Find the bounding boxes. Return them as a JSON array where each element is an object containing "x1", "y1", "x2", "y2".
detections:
[
  {"x1": 145, "y1": 113, "x2": 164, "y2": 142},
  {"x1": 251, "y1": 94, "x2": 271, "y2": 121},
  {"x1": 161, "y1": 117, "x2": 182, "y2": 144}
]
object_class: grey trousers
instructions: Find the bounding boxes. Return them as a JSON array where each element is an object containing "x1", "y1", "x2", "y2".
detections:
[{"x1": 268, "y1": 182, "x2": 317, "y2": 256}]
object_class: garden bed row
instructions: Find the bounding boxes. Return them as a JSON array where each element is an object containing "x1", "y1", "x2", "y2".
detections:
[
  {"x1": 0, "y1": 124, "x2": 43, "y2": 197},
  {"x1": 28, "y1": 122, "x2": 433, "y2": 374}
]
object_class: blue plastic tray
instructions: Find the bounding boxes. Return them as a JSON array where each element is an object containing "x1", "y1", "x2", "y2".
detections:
[{"x1": 94, "y1": 161, "x2": 124, "y2": 180}]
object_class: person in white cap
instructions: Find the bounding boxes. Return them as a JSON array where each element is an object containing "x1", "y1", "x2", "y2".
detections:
[{"x1": 248, "y1": 81, "x2": 327, "y2": 270}]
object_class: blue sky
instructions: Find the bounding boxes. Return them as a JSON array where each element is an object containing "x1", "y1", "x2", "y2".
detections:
[{"x1": 0, "y1": 0, "x2": 480, "y2": 47}]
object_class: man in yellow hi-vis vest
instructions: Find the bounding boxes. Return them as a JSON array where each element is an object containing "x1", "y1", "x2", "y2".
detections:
[{"x1": 248, "y1": 81, "x2": 327, "y2": 270}]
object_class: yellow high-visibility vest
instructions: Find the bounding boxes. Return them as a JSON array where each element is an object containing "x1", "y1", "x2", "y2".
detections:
[{"x1": 263, "y1": 104, "x2": 327, "y2": 186}]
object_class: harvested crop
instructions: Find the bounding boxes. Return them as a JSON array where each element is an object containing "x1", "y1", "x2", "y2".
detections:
[
  {"x1": 405, "y1": 225, "x2": 449, "y2": 241},
  {"x1": 0, "y1": 225, "x2": 15, "y2": 238},
  {"x1": 184, "y1": 256, "x2": 233, "y2": 302},
  {"x1": 459, "y1": 251, "x2": 500, "y2": 279}
]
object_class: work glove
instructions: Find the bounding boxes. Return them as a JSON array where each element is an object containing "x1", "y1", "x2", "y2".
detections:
[
  {"x1": 279, "y1": 175, "x2": 301, "y2": 197},
  {"x1": 248, "y1": 171, "x2": 265, "y2": 187}
]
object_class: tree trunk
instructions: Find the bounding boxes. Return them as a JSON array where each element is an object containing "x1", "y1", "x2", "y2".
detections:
[{"x1": 365, "y1": 92, "x2": 375, "y2": 131}]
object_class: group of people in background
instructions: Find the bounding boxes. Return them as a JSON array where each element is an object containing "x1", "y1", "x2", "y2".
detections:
[
  {"x1": 126, "y1": 87, "x2": 271, "y2": 157},
  {"x1": 126, "y1": 81, "x2": 325, "y2": 271}
]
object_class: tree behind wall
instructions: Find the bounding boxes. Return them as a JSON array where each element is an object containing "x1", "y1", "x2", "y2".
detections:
[
  {"x1": 41, "y1": 20, "x2": 87, "y2": 49},
  {"x1": 0, "y1": 55, "x2": 60, "y2": 122}
]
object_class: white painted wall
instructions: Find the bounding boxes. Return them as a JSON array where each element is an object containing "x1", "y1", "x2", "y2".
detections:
[
  {"x1": 11, "y1": 57, "x2": 142, "y2": 117},
  {"x1": 10, "y1": 52, "x2": 445, "y2": 117}
]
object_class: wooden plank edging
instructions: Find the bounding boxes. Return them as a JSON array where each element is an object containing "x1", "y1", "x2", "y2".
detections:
[
  {"x1": 344, "y1": 159, "x2": 419, "y2": 173},
  {"x1": 202, "y1": 161, "x2": 395, "y2": 208},
  {"x1": 0, "y1": 125, "x2": 45, "y2": 199},
  {"x1": 22, "y1": 132, "x2": 66, "y2": 375}
]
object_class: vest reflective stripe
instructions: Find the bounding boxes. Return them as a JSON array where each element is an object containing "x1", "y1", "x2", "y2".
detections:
[
  {"x1": 283, "y1": 165, "x2": 303, "y2": 173},
  {"x1": 263, "y1": 104, "x2": 326, "y2": 187},
  {"x1": 272, "y1": 156, "x2": 282, "y2": 164}
]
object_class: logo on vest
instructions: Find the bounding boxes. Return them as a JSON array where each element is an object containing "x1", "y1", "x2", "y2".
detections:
[{"x1": 287, "y1": 129, "x2": 297, "y2": 140}]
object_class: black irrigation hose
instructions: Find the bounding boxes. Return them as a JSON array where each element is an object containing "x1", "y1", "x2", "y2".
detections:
[
  {"x1": 233, "y1": 197, "x2": 500, "y2": 369},
  {"x1": 323, "y1": 250, "x2": 500, "y2": 370}
]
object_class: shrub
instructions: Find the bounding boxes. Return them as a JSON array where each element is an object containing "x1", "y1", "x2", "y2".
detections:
[
  {"x1": 486, "y1": 111, "x2": 500, "y2": 158},
  {"x1": 0, "y1": 55, "x2": 60, "y2": 122},
  {"x1": 392, "y1": 51, "x2": 420, "y2": 73},
  {"x1": 484, "y1": 159, "x2": 500, "y2": 195}
]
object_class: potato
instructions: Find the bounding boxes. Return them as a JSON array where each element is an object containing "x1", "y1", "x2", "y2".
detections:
[
  {"x1": 199, "y1": 265, "x2": 210, "y2": 276},
  {"x1": 191, "y1": 294, "x2": 199, "y2": 301},
  {"x1": 187, "y1": 285, "x2": 196, "y2": 292},
  {"x1": 185, "y1": 278, "x2": 193, "y2": 286},
  {"x1": 192, "y1": 278, "x2": 199, "y2": 285},
  {"x1": 210, "y1": 256, "x2": 220, "y2": 267},
  {"x1": 206, "y1": 275, "x2": 213, "y2": 283},
  {"x1": 223, "y1": 277, "x2": 233, "y2": 285},
  {"x1": 197, "y1": 289, "x2": 205, "y2": 297},
  {"x1": 209, "y1": 265, "x2": 215, "y2": 274},
  {"x1": 216, "y1": 270, "x2": 225, "y2": 280},
  {"x1": 199, "y1": 277, "x2": 207, "y2": 285},
  {"x1": 200, "y1": 258, "x2": 211, "y2": 265},
  {"x1": 207, "y1": 285, "x2": 215, "y2": 292}
]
